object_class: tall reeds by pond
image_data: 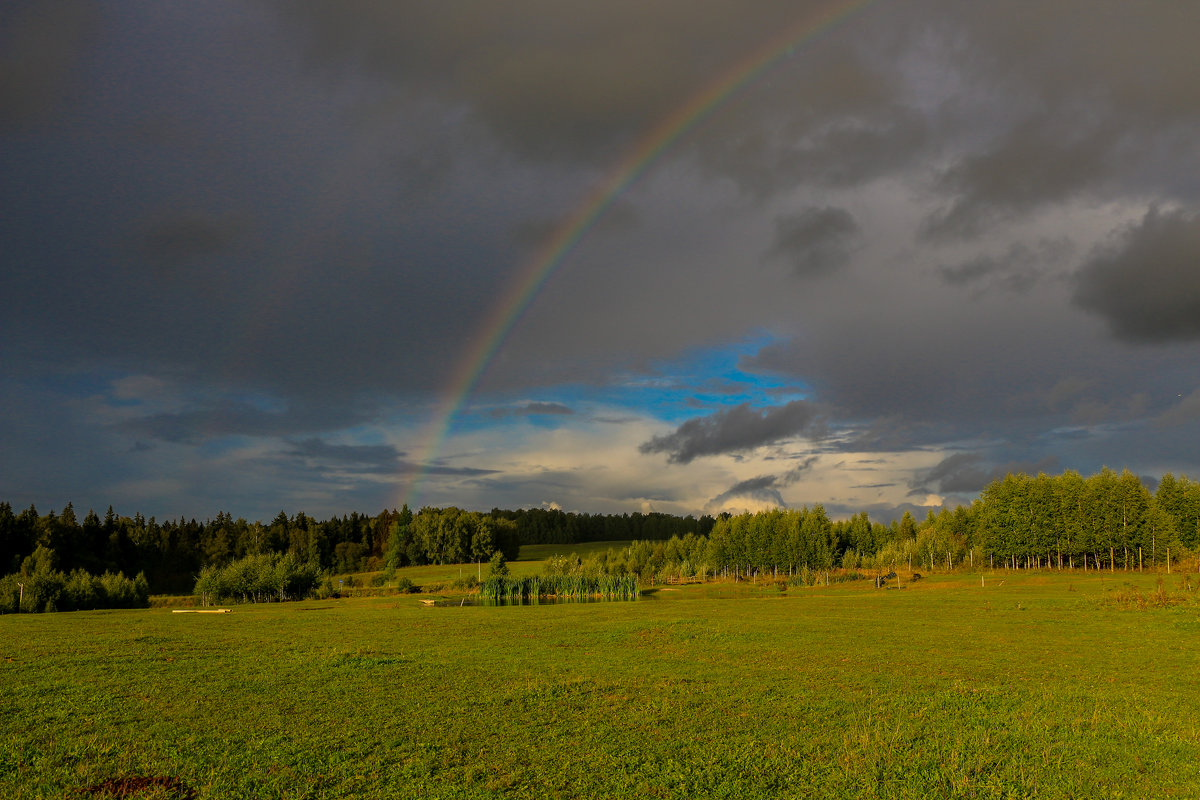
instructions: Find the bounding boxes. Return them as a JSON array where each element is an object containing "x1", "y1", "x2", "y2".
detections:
[{"x1": 480, "y1": 573, "x2": 639, "y2": 602}]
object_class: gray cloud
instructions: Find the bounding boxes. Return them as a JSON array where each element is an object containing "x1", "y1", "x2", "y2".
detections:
[
  {"x1": 118, "y1": 401, "x2": 373, "y2": 445},
  {"x1": 132, "y1": 211, "x2": 248, "y2": 268},
  {"x1": 704, "y1": 455, "x2": 818, "y2": 510},
  {"x1": 0, "y1": 0, "x2": 98, "y2": 131},
  {"x1": 922, "y1": 126, "x2": 1113, "y2": 241},
  {"x1": 937, "y1": 240, "x2": 1069, "y2": 295},
  {"x1": 489, "y1": 402, "x2": 575, "y2": 419},
  {"x1": 708, "y1": 475, "x2": 785, "y2": 509},
  {"x1": 910, "y1": 453, "x2": 1060, "y2": 497},
  {"x1": 286, "y1": 438, "x2": 404, "y2": 470},
  {"x1": 640, "y1": 401, "x2": 823, "y2": 464},
  {"x1": 1073, "y1": 208, "x2": 1200, "y2": 342},
  {"x1": 764, "y1": 206, "x2": 860, "y2": 278},
  {"x1": 283, "y1": 437, "x2": 497, "y2": 478},
  {"x1": 274, "y1": 1, "x2": 839, "y2": 163},
  {"x1": 1153, "y1": 390, "x2": 1200, "y2": 428}
]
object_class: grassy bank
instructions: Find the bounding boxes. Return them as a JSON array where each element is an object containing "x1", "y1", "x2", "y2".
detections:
[{"x1": 3, "y1": 571, "x2": 1198, "y2": 798}]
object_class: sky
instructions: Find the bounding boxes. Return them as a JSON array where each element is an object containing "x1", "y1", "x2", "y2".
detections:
[{"x1": 4, "y1": 0, "x2": 1200, "y2": 524}]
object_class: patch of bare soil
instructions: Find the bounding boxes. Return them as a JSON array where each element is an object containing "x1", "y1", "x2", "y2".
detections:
[{"x1": 76, "y1": 775, "x2": 197, "y2": 799}]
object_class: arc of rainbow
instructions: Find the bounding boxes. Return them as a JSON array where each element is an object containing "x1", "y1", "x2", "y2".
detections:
[{"x1": 398, "y1": 0, "x2": 878, "y2": 510}]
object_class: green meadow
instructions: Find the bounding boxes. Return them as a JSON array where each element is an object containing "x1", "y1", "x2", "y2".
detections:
[{"x1": 3, "y1": 557, "x2": 1199, "y2": 799}]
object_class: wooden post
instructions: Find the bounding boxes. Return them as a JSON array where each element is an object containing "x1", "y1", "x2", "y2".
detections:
[
  {"x1": 1139, "y1": 547, "x2": 1142, "y2": 571},
  {"x1": 1167, "y1": 548, "x2": 1171, "y2": 574},
  {"x1": 16, "y1": 582, "x2": 23, "y2": 612}
]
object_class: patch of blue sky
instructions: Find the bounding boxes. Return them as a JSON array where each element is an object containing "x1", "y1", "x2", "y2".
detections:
[{"x1": 452, "y1": 334, "x2": 810, "y2": 432}]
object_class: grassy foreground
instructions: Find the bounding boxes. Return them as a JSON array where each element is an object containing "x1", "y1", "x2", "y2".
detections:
[{"x1": 2, "y1": 570, "x2": 1199, "y2": 799}]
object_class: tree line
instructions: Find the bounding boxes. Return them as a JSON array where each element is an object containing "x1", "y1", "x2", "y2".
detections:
[
  {"x1": 0, "y1": 501, "x2": 711, "y2": 595},
  {"x1": 536, "y1": 469, "x2": 1200, "y2": 581},
  {"x1": 972, "y1": 469, "x2": 1199, "y2": 569},
  {"x1": 4, "y1": 467, "x2": 1195, "y2": 604}
]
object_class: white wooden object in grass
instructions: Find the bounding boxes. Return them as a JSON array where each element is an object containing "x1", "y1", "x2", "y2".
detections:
[{"x1": 171, "y1": 609, "x2": 231, "y2": 614}]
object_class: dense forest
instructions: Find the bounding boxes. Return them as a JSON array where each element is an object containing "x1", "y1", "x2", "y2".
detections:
[
  {"x1": 0, "y1": 501, "x2": 713, "y2": 595},
  {"x1": 3, "y1": 468, "x2": 1198, "y2": 606}
]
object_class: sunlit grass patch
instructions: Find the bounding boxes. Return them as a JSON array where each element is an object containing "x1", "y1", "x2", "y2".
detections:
[{"x1": 4, "y1": 573, "x2": 1200, "y2": 798}]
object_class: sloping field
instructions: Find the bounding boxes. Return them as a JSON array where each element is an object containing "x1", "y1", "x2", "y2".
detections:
[{"x1": 3, "y1": 572, "x2": 1198, "y2": 799}]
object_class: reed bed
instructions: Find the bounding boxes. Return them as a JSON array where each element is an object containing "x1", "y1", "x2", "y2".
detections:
[{"x1": 480, "y1": 573, "x2": 639, "y2": 601}]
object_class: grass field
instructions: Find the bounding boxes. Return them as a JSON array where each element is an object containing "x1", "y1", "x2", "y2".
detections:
[{"x1": 3, "y1": 564, "x2": 1199, "y2": 799}]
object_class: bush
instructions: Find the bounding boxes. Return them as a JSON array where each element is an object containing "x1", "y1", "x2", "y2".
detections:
[
  {"x1": 314, "y1": 577, "x2": 339, "y2": 600},
  {"x1": 487, "y1": 552, "x2": 509, "y2": 578},
  {"x1": 192, "y1": 553, "x2": 323, "y2": 605},
  {"x1": 394, "y1": 577, "x2": 419, "y2": 594},
  {"x1": 0, "y1": 566, "x2": 149, "y2": 613}
]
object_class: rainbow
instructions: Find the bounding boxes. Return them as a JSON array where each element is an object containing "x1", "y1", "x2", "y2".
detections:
[{"x1": 397, "y1": 0, "x2": 878, "y2": 509}]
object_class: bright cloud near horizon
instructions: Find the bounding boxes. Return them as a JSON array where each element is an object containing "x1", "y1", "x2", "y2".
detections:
[{"x1": 3, "y1": 1, "x2": 1200, "y2": 523}]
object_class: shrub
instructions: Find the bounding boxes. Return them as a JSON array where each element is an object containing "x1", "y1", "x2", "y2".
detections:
[
  {"x1": 0, "y1": 567, "x2": 148, "y2": 613},
  {"x1": 192, "y1": 553, "x2": 323, "y2": 604},
  {"x1": 487, "y1": 552, "x2": 509, "y2": 578}
]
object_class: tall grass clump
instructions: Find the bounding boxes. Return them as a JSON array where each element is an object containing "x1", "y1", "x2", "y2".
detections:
[{"x1": 480, "y1": 573, "x2": 638, "y2": 602}]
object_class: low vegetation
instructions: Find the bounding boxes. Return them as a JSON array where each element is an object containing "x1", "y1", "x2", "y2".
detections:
[
  {"x1": 3, "y1": 566, "x2": 1198, "y2": 799},
  {"x1": 479, "y1": 573, "x2": 640, "y2": 602}
]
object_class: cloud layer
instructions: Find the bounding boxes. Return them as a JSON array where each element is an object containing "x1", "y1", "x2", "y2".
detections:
[{"x1": 3, "y1": 1, "x2": 1200, "y2": 520}]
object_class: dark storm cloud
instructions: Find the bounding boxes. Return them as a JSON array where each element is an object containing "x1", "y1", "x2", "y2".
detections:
[
  {"x1": 0, "y1": 0, "x2": 98, "y2": 131},
  {"x1": 132, "y1": 211, "x2": 249, "y2": 267},
  {"x1": 921, "y1": 126, "x2": 1114, "y2": 241},
  {"x1": 1073, "y1": 208, "x2": 1200, "y2": 342},
  {"x1": 936, "y1": 240, "x2": 1068, "y2": 295},
  {"x1": 273, "y1": 1, "x2": 851, "y2": 161},
  {"x1": 914, "y1": 3, "x2": 1200, "y2": 240},
  {"x1": 689, "y1": 41, "x2": 931, "y2": 196},
  {"x1": 510, "y1": 199, "x2": 639, "y2": 249},
  {"x1": 764, "y1": 206, "x2": 860, "y2": 278},
  {"x1": 640, "y1": 401, "x2": 823, "y2": 464},
  {"x1": 7, "y1": 0, "x2": 1200, "y2": 519}
]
